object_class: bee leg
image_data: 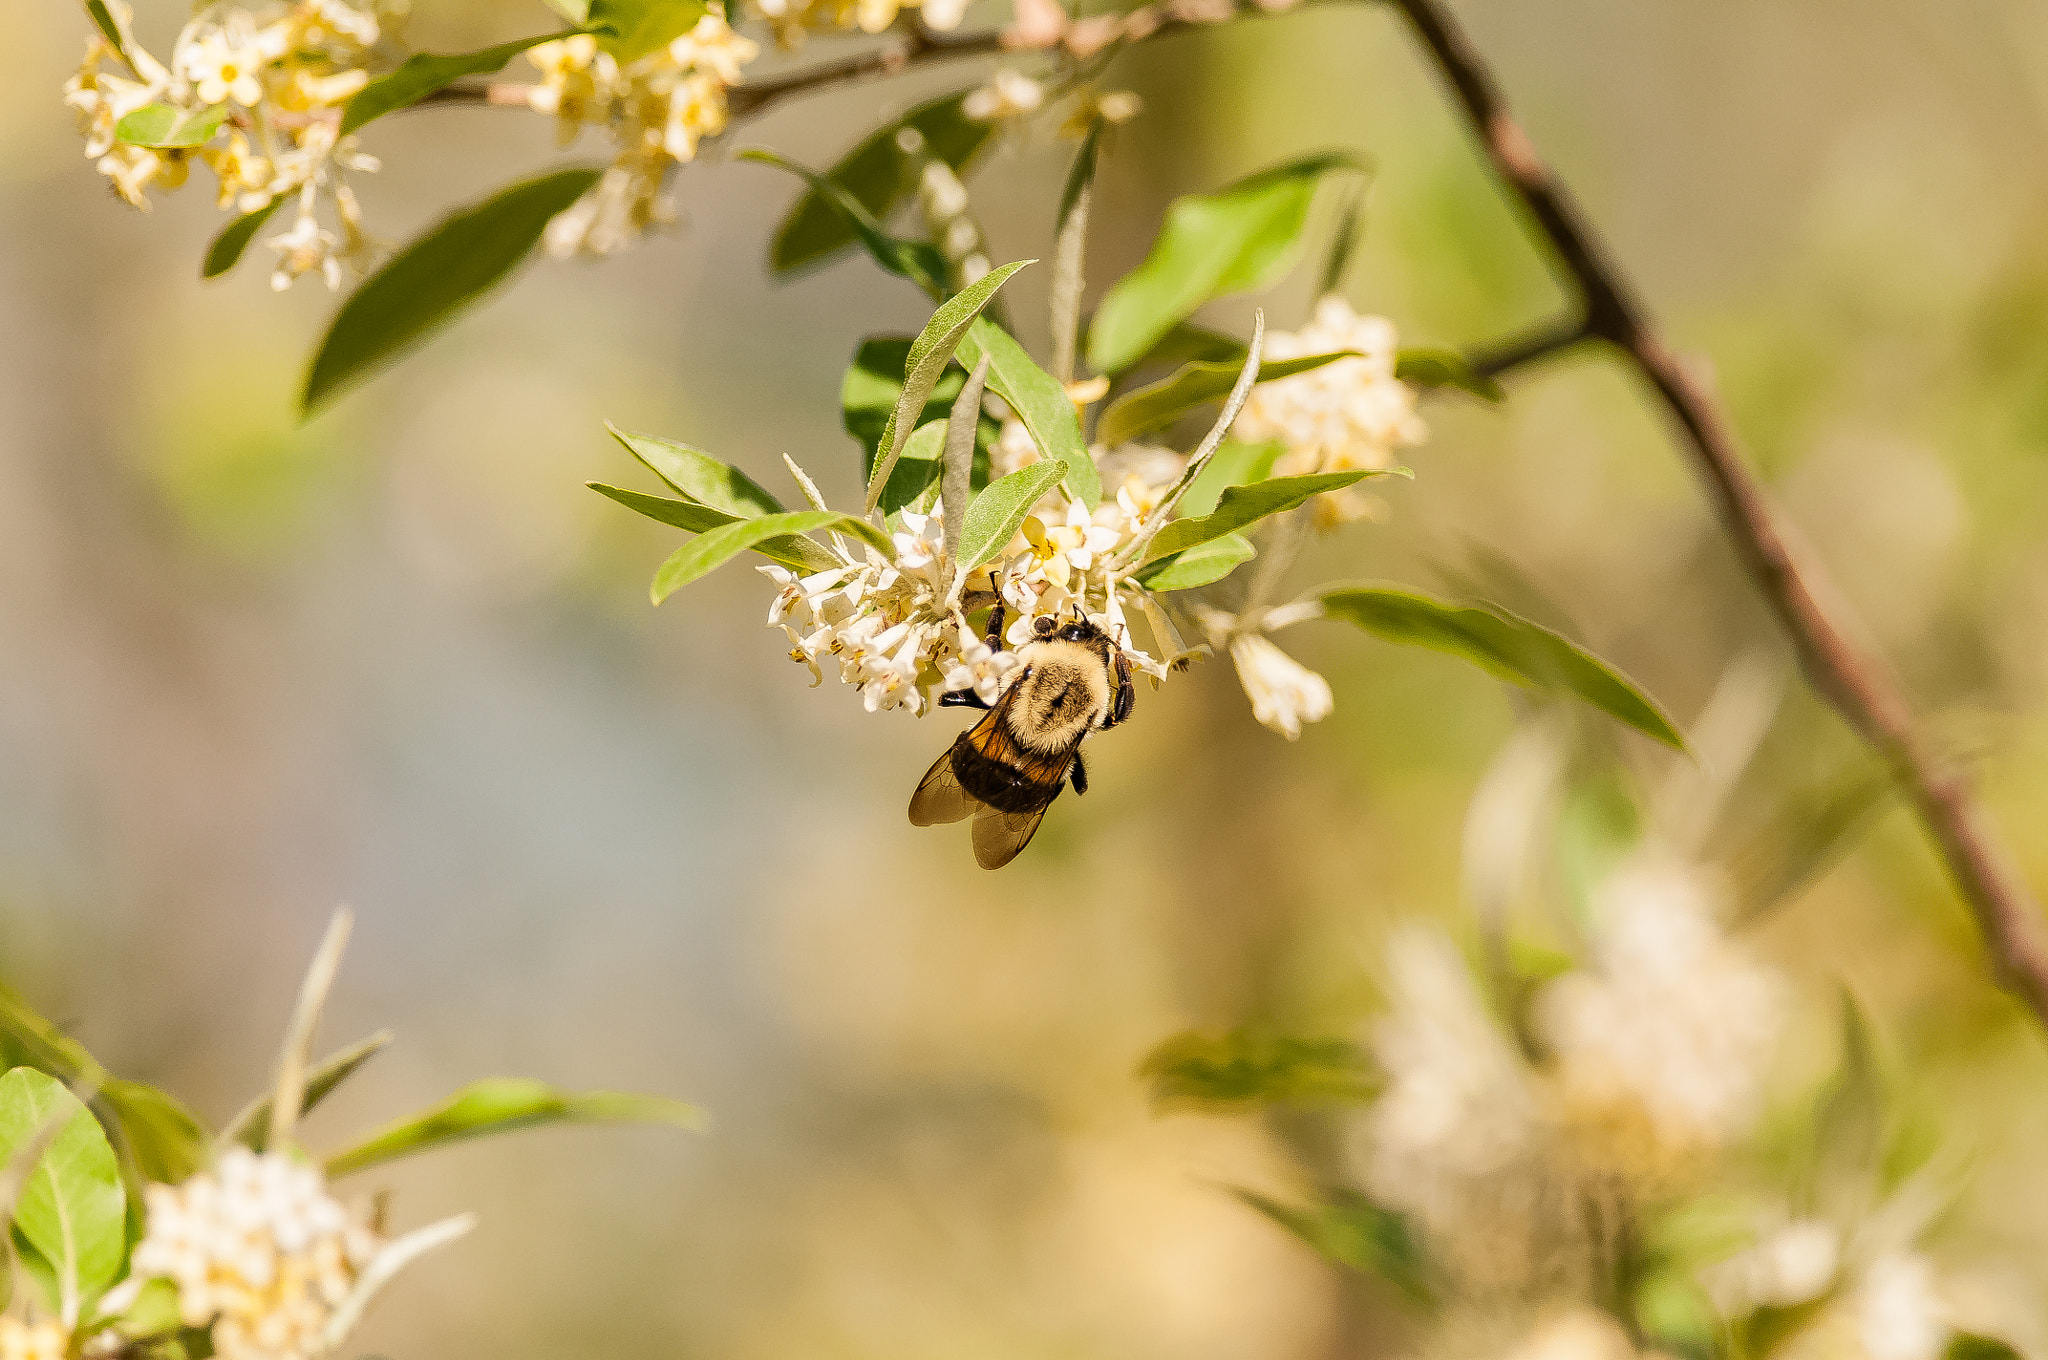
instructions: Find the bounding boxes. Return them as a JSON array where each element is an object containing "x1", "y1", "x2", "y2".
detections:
[
  {"x1": 1106, "y1": 650, "x2": 1135, "y2": 728},
  {"x1": 939, "y1": 689, "x2": 992, "y2": 710},
  {"x1": 983, "y1": 602, "x2": 1007, "y2": 653},
  {"x1": 1069, "y1": 748, "x2": 1088, "y2": 795}
]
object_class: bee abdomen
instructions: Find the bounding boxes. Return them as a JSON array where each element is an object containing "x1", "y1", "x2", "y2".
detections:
[{"x1": 950, "y1": 737, "x2": 1063, "y2": 814}]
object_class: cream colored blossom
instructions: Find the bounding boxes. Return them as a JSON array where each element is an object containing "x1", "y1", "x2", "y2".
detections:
[
  {"x1": 181, "y1": 23, "x2": 270, "y2": 106},
  {"x1": 0, "y1": 1319, "x2": 67, "y2": 1360},
  {"x1": 1232, "y1": 296, "x2": 1425, "y2": 525},
  {"x1": 963, "y1": 70, "x2": 1044, "y2": 121},
  {"x1": 124, "y1": 1148, "x2": 380, "y2": 1360},
  {"x1": 1227, "y1": 634, "x2": 1331, "y2": 740},
  {"x1": 1702, "y1": 1219, "x2": 1841, "y2": 1314},
  {"x1": 1537, "y1": 857, "x2": 1784, "y2": 1179},
  {"x1": 1359, "y1": 929, "x2": 1571, "y2": 1293},
  {"x1": 528, "y1": 11, "x2": 759, "y2": 259},
  {"x1": 1857, "y1": 1254, "x2": 1949, "y2": 1360}
]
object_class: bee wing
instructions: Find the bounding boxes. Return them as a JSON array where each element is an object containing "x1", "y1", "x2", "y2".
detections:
[
  {"x1": 908, "y1": 743, "x2": 979, "y2": 826},
  {"x1": 971, "y1": 804, "x2": 1050, "y2": 870}
]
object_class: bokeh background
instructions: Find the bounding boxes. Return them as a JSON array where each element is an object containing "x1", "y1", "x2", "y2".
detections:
[{"x1": 8, "y1": 0, "x2": 2048, "y2": 1355}]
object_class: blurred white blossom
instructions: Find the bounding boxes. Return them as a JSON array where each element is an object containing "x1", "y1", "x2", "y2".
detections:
[
  {"x1": 0, "y1": 1320, "x2": 65, "y2": 1360},
  {"x1": 963, "y1": 71, "x2": 1045, "y2": 121},
  {"x1": 119, "y1": 1147, "x2": 380, "y2": 1360},
  {"x1": 1538, "y1": 858, "x2": 1785, "y2": 1178},
  {"x1": 1359, "y1": 929, "x2": 1568, "y2": 1292},
  {"x1": 1856, "y1": 1253, "x2": 1949, "y2": 1360},
  {"x1": 1702, "y1": 1218, "x2": 1841, "y2": 1313}
]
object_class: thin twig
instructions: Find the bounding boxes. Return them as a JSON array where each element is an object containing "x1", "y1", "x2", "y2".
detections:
[{"x1": 1395, "y1": 0, "x2": 2048, "y2": 1025}]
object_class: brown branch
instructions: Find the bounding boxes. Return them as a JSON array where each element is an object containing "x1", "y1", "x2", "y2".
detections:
[{"x1": 1398, "y1": 0, "x2": 2048, "y2": 1024}]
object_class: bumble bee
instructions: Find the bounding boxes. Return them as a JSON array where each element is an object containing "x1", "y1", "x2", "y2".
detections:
[{"x1": 909, "y1": 607, "x2": 1135, "y2": 869}]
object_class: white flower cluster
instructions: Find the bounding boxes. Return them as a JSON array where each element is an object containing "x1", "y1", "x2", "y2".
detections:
[
  {"x1": 64, "y1": 1, "x2": 391, "y2": 290},
  {"x1": 1538, "y1": 857, "x2": 1786, "y2": 1177},
  {"x1": 747, "y1": 0, "x2": 967, "y2": 47},
  {"x1": 1351, "y1": 865, "x2": 1785, "y2": 1295},
  {"x1": 1231, "y1": 296, "x2": 1426, "y2": 525},
  {"x1": 0, "y1": 1320, "x2": 65, "y2": 1360},
  {"x1": 761, "y1": 459, "x2": 1175, "y2": 715},
  {"x1": 520, "y1": 18, "x2": 760, "y2": 258},
  {"x1": 122, "y1": 1148, "x2": 380, "y2": 1360}
]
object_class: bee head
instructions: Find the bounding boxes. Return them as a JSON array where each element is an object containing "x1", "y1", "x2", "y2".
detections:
[{"x1": 1032, "y1": 615, "x2": 1058, "y2": 639}]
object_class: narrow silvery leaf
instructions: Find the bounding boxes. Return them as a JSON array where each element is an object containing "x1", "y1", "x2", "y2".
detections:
[
  {"x1": 223, "y1": 1030, "x2": 394, "y2": 1152},
  {"x1": 604, "y1": 424, "x2": 784, "y2": 517},
  {"x1": 302, "y1": 167, "x2": 600, "y2": 412},
  {"x1": 955, "y1": 319, "x2": 1099, "y2": 509},
  {"x1": 86, "y1": 1, "x2": 131, "y2": 62},
  {"x1": 1177, "y1": 439, "x2": 1284, "y2": 518},
  {"x1": 268, "y1": 908, "x2": 353, "y2": 1154},
  {"x1": 1143, "y1": 470, "x2": 1393, "y2": 563},
  {"x1": 955, "y1": 460, "x2": 1069, "y2": 572},
  {"x1": 783, "y1": 454, "x2": 831, "y2": 512},
  {"x1": 1050, "y1": 119, "x2": 1103, "y2": 385},
  {"x1": 324, "y1": 1077, "x2": 703, "y2": 1178},
  {"x1": 1099, "y1": 350, "x2": 1358, "y2": 448},
  {"x1": 202, "y1": 200, "x2": 281, "y2": 280},
  {"x1": 942, "y1": 355, "x2": 989, "y2": 570},
  {"x1": 1135, "y1": 311, "x2": 1264, "y2": 553},
  {"x1": 1087, "y1": 151, "x2": 1368, "y2": 374},
  {"x1": 742, "y1": 150, "x2": 946, "y2": 295},
  {"x1": 1317, "y1": 182, "x2": 1366, "y2": 301},
  {"x1": 322, "y1": 1213, "x2": 476, "y2": 1350},
  {"x1": 343, "y1": 33, "x2": 572, "y2": 135},
  {"x1": 1133, "y1": 532, "x2": 1256, "y2": 592},
  {"x1": 652, "y1": 510, "x2": 891, "y2": 603},
  {"x1": 1317, "y1": 584, "x2": 1686, "y2": 750},
  {"x1": 868, "y1": 260, "x2": 1033, "y2": 513}
]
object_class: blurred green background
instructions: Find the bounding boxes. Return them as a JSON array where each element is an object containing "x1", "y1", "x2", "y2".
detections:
[{"x1": 9, "y1": 0, "x2": 2048, "y2": 1355}]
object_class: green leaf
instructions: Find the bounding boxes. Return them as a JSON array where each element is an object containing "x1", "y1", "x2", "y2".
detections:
[
  {"x1": 99, "y1": 1081, "x2": 205, "y2": 1186},
  {"x1": 955, "y1": 460, "x2": 1069, "y2": 571},
  {"x1": 1087, "y1": 151, "x2": 1367, "y2": 375},
  {"x1": 957, "y1": 318, "x2": 1100, "y2": 508},
  {"x1": 86, "y1": 1, "x2": 133, "y2": 66},
  {"x1": 111, "y1": 1278, "x2": 182, "y2": 1341},
  {"x1": 1395, "y1": 347, "x2": 1503, "y2": 403},
  {"x1": 1144, "y1": 471, "x2": 1383, "y2": 563},
  {"x1": 1948, "y1": 1336, "x2": 2023, "y2": 1360},
  {"x1": 343, "y1": 33, "x2": 571, "y2": 135},
  {"x1": 603, "y1": 424, "x2": 784, "y2": 517},
  {"x1": 742, "y1": 150, "x2": 946, "y2": 295},
  {"x1": 1133, "y1": 531, "x2": 1255, "y2": 591},
  {"x1": 1123, "y1": 322, "x2": 1250, "y2": 376},
  {"x1": 1056, "y1": 117, "x2": 1104, "y2": 244},
  {"x1": 1317, "y1": 183, "x2": 1365, "y2": 300},
  {"x1": 1099, "y1": 351, "x2": 1358, "y2": 447},
  {"x1": 1319, "y1": 585, "x2": 1686, "y2": 750},
  {"x1": 590, "y1": 484, "x2": 840, "y2": 572},
  {"x1": 1728, "y1": 1295, "x2": 1833, "y2": 1360},
  {"x1": 652, "y1": 510, "x2": 890, "y2": 603},
  {"x1": 302, "y1": 167, "x2": 600, "y2": 413},
  {"x1": 544, "y1": 0, "x2": 592, "y2": 19},
  {"x1": 114, "y1": 103, "x2": 228, "y2": 149},
  {"x1": 323, "y1": 1077, "x2": 703, "y2": 1178},
  {"x1": 0, "y1": 1069, "x2": 126, "y2": 1310},
  {"x1": 771, "y1": 90, "x2": 1001, "y2": 277},
  {"x1": 868, "y1": 262, "x2": 1032, "y2": 510},
  {"x1": 589, "y1": 0, "x2": 708, "y2": 60},
  {"x1": 1141, "y1": 1030, "x2": 1376, "y2": 1109},
  {"x1": 1632, "y1": 1268, "x2": 1719, "y2": 1360},
  {"x1": 1177, "y1": 439, "x2": 1284, "y2": 519},
  {"x1": 0, "y1": 985, "x2": 98, "y2": 1082},
  {"x1": 842, "y1": 337, "x2": 997, "y2": 503},
  {"x1": 201, "y1": 199, "x2": 282, "y2": 280},
  {"x1": 1238, "y1": 1189, "x2": 1430, "y2": 1307},
  {"x1": 225, "y1": 1030, "x2": 393, "y2": 1153}
]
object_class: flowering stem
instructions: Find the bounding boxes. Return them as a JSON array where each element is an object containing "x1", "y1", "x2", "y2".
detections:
[{"x1": 1393, "y1": 0, "x2": 2048, "y2": 1027}]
